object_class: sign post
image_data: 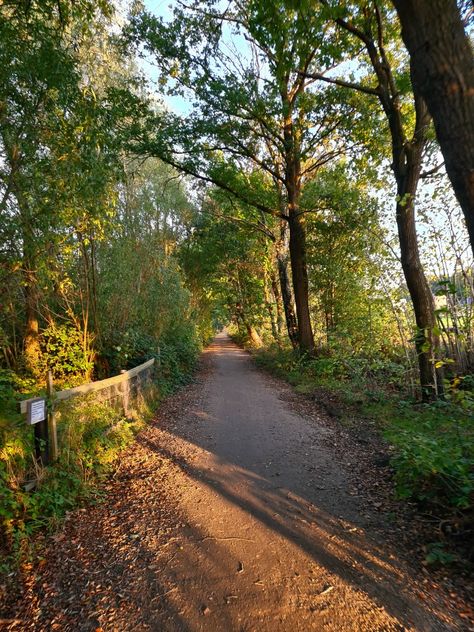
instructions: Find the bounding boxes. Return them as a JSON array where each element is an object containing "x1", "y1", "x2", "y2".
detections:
[
  {"x1": 27, "y1": 397, "x2": 49, "y2": 464},
  {"x1": 47, "y1": 370, "x2": 58, "y2": 462}
]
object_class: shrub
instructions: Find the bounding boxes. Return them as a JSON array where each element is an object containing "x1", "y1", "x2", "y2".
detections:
[
  {"x1": 99, "y1": 326, "x2": 201, "y2": 391},
  {"x1": 39, "y1": 324, "x2": 94, "y2": 382},
  {"x1": 0, "y1": 388, "x2": 156, "y2": 565},
  {"x1": 385, "y1": 404, "x2": 474, "y2": 511}
]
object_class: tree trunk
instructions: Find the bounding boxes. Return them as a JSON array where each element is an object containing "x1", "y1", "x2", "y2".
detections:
[
  {"x1": 288, "y1": 210, "x2": 315, "y2": 354},
  {"x1": 264, "y1": 271, "x2": 279, "y2": 343},
  {"x1": 20, "y1": 199, "x2": 42, "y2": 376},
  {"x1": 396, "y1": 186, "x2": 438, "y2": 400},
  {"x1": 275, "y1": 222, "x2": 299, "y2": 349},
  {"x1": 3, "y1": 136, "x2": 42, "y2": 375},
  {"x1": 246, "y1": 323, "x2": 263, "y2": 348},
  {"x1": 234, "y1": 278, "x2": 263, "y2": 348},
  {"x1": 330, "y1": 5, "x2": 443, "y2": 397},
  {"x1": 270, "y1": 268, "x2": 284, "y2": 338},
  {"x1": 277, "y1": 252, "x2": 300, "y2": 349},
  {"x1": 24, "y1": 265, "x2": 41, "y2": 376},
  {"x1": 282, "y1": 104, "x2": 315, "y2": 354},
  {"x1": 393, "y1": 0, "x2": 474, "y2": 255},
  {"x1": 395, "y1": 142, "x2": 442, "y2": 400},
  {"x1": 366, "y1": 15, "x2": 442, "y2": 398}
]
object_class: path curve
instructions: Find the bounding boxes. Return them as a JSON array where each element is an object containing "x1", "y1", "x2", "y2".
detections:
[{"x1": 6, "y1": 333, "x2": 466, "y2": 631}]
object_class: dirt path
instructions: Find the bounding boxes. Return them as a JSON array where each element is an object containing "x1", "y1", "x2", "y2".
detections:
[{"x1": 4, "y1": 333, "x2": 470, "y2": 631}]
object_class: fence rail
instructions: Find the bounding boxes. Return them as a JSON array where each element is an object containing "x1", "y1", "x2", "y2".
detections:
[
  {"x1": 20, "y1": 358, "x2": 155, "y2": 414},
  {"x1": 20, "y1": 358, "x2": 156, "y2": 465}
]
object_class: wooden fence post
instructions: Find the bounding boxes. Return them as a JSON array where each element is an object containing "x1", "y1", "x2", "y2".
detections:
[
  {"x1": 34, "y1": 411, "x2": 49, "y2": 465},
  {"x1": 47, "y1": 370, "x2": 58, "y2": 462}
]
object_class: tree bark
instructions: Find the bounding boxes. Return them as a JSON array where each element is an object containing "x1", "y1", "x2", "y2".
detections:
[
  {"x1": 389, "y1": 94, "x2": 443, "y2": 400},
  {"x1": 2, "y1": 132, "x2": 43, "y2": 376},
  {"x1": 288, "y1": 210, "x2": 315, "y2": 354},
  {"x1": 246, "y1": 323, "x2": 263, "y2": 348},
  {"x1": 275, "y1": 221, "x2": 299, "y2": 349},
  {"x1": 264, "y1": 271, "x2": 279, "y2": 343},
  {"x1": 16, "y1": 172, "x2": 41, "y2": 376},
  {"x1": 23, "y1": 263, "x2": 41, "y2": 376},
  {"x1": 329, "y1": 5, "x2": 442, "y2": 397},
  {"x1": 395, "y1": 146, "x2": 440, "y2": 399},
  {"x1": 282, "y1": 103, "x2": 315, "y2": 354},
  {"x1": 392, "y1": 0, "x2": 474, "y2": 255},
  {"x1": 269, "y1": 268, "x2": 284, "y2": 338}
]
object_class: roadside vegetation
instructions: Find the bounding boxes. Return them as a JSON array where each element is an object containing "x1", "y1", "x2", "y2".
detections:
[{"x1": 0, "y1": 2, "x2": 214, "y2": 567}]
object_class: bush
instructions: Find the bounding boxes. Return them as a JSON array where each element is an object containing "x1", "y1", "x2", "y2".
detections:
[
  {"x1": 39, "y1": 324, "x2": 94, "y2": 382},
  {"x1": 386, "y1": 404, "x2": 474, "y2": 511},
  {"x1": 0, "y1": 369, "x2": 36, "y2": 401},
  {"x1": 99, "y1": 326, "x2": 202, "y2": 392},
  {"x1": 156, "y1": 330, "x2": 201, "y2": 394},
  {"x1": 100, "y1": 329, "x2": 158, "y2": 375}
]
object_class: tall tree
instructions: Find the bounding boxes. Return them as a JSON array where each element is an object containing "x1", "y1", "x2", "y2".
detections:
[
  {"x1": 392, "y1": 0, "x2": 474, "y2": 256},
  {"x1": 126, "y1": 0, "x2": 353, "y2": 353},
  {"x1": 195, "y1": 179, "x2": 300, "y2": 348},
  {"x1": 0, "y1": 2, "x2": 81, "y2": 373},
  {"x1": 181, "y1": 196, "x2": 269, "y2": 347},
  {"x1": 305, "y1": 1, "x2": 442, "y2": 398},
  {"x1": 0, "y1": 0, "x2": 119, "y2": 375}
]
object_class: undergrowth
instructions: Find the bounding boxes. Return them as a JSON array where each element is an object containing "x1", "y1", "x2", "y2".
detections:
[
  {"x1": 0, "y1": 335, "x2": 202, "y2": 571},
  {"x1": 0, "y1": 391, "x2": 154, "y2": 571}
]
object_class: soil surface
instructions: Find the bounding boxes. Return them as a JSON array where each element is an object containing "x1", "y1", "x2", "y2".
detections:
[{"x1": 2, "y1": 333, "x2": 473, "y2": 631}]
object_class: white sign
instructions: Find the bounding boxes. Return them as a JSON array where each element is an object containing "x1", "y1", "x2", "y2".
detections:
[{"x1": 27, "y1": 398, "x2": 46, "y2": 425}]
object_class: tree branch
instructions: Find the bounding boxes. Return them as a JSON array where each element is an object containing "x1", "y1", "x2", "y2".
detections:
[{"x1": 299, "y1": 70, "x2": 380, "y2": 97}]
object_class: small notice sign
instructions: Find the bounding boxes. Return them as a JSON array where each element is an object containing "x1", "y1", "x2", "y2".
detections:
[{"x1": 27, "y1": 398, "x2": 46, "y2": 425}]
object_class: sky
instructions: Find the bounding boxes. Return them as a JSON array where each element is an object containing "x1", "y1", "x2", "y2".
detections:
[
  {"x1": 140, "y1": 0, "x2": 252, "y2": 115},
  {"x1": 140, "y1": 1, "x2": 189, "y2": 114}
]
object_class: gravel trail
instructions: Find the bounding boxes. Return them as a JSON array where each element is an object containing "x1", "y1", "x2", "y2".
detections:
[{"x1": 4, "y1": 332, "x2": 468, "y2": 631}]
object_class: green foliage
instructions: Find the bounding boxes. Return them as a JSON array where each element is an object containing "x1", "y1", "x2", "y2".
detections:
[
  {"x1": 100, "y1": 329, "x2": 157, "y2": 375},
  {"x1": 445, "y1": 374, "x2": 474, "y2": 411},
  {"x1": 99, "y1": 325, "x2": 201, "y2": 390},
  {"x1": 385, "y1": 403, "x2": 474, "y2": 511},
  {"x1": 0, "y1": 0, "x2": 128, "y2": 377},
  {"x1": 0, "y1": 390, "x2": 155, "y2": 563},
  {"x1": 0, "y1": 369, "x2": 36, "y2": 402},
  {"x1": 254, "y1": 344, "x2": 408, "y2": 395},
  {"x1": 39, "y1": 325, "x2": 93, "y2": 382},
  {"x1": 424, "y1": 542, "x2": 457, "y2": 567},
  {"x1": 305, "y1": 164, "x2": 398, "y2": 354},
  {"x1": 156, "y1": 331, "x2": 201, "y2": 394},
  {"x1": 181, "y1": 193, "x2": 272, "y2": 346}
]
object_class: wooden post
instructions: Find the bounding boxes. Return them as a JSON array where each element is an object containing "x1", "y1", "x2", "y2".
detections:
[
  {"x1": 34, "y1": 413, "x2": 49, "y2": 465},
  {"x1": 47, "y1": 370, "x2": 58, "y2": 462}
]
